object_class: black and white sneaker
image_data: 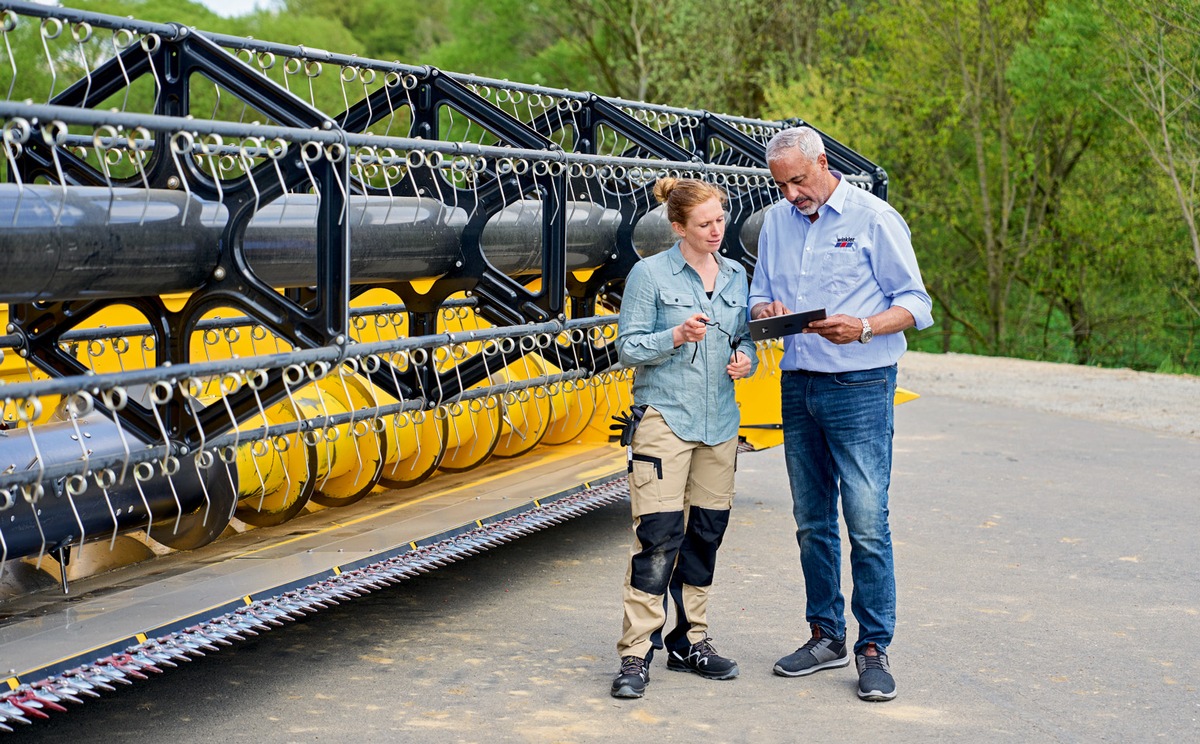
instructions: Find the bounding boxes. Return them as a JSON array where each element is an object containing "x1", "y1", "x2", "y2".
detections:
[
  {"x1": 666, "y1": 638, "x2": 739, "y2": 680},
  {"x1": 773, "y1": 624, "x2": 851, "y2": 677},
  {"x1": 856, "y1": 643, "x2": 897, "y2": 701},
  {"x1": 611, "y1": 655, "x2": 649, "y2": 698}
]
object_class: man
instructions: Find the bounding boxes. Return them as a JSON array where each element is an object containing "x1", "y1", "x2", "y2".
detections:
[{"x1": 748, "y1": 126, "x2": 933, "y2": 702}]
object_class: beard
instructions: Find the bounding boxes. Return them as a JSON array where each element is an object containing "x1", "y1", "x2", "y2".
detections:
[{"x1": 792, "y1": 198, "x2": 817, "y2": 215}]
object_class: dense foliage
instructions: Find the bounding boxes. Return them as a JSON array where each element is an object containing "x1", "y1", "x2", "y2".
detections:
[{"x1": 11, "y1": 0, "x2": 1200, "y2": 373}]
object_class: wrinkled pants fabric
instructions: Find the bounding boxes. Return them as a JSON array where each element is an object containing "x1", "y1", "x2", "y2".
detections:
[
  {"x1": 781, "y1": 365, "x2": 897, "y2": 653},
  {"x1": 617, "y1": 407, "x2": 736, "y2": 661}
]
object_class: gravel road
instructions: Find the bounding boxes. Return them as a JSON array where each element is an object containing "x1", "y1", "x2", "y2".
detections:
[
  {"x1": 4, "y1": 350, "x2": 1197, "y2": 743},
  {"x1": 899, "y1": 351, "x2": 1200, "y2": 440}
]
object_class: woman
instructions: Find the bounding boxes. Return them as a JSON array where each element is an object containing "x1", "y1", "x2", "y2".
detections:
[{"x1": 611, "y1": 177, "x2": 757, "y2": 699}]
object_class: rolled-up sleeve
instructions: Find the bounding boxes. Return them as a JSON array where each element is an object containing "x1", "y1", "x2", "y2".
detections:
[
  {"x1": 872, "y1": 210, "x2": 934, "y2": 330},
  {"x1": 616, "y1": 261, "x2": 678, "y2": 366}
]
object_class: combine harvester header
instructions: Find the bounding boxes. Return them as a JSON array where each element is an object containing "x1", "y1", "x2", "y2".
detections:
[{"x1": 0, "y1": 1, "x2": 888, "y2": 728}]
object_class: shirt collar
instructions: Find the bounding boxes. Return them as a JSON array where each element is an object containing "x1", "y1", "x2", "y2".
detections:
[
  {"x1": 668, "y1": 242, "x2": 688, "y2": 274},
  {"x1": 667, "y1": 241, "x2": 734, "y2": 276},
  {"x1": 823, "y1": 171, "x2": 849, "y2": 216}
]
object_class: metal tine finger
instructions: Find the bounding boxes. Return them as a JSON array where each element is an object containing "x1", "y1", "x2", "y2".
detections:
[
  {"x1": 182, "y1": 375, "x2": 218, "y2": 523},
  {"x1": 36, "y1": 119, "x2": 72, "y2": 226},
  {"x1": 330, "y1": 140, "x2": 351, "y2": 227},
  {"x1": 108, "y1": 27, "x2": 134, "y2": 111},
  {"x1": 447, "y1": 344, "x2": 481, "y2": 454},
  {"x1": 306, "y1": 361, "x2": 338, "y2": 492},
  {"x1": 240, "y1": 136, "x2": 263, "y2": 219},
  {"x1": 515, "y1": 340, "x2": 548, "y2": 435},
  {"x1": 351, "y1": 149, "x2": 370, "y2": 228},
  {"x1": 90, "y1": 470, "x2": 123, "y2": 550},
  {"x1": 2, "y1": 118, "x2": 28, "y2": 226},
  {"x1": 2, "y1": 9, "x2": 20, "y2": 102},
  {"x1": 147, "y1": 380, "x2": 185, "y2": 533},
  {"x1": 267, "y1": 136, "x2": 291, "y2": 224},
  {"x1": 299, "y1": 139, "x2": 323, "y2": 228},
  {"x1": 38, "y1": 17, "x2": 62, "y2": 101},
  {"x1": 336, "y1": 360, "x2": 365, "y2": 476},
  {"x1": 383, "y1": 352, "x2": 413, "y2": 478},
  {"x1": 245, "y1": 367, "x2": 276, "y2": 512},
  {"x1": 215, "y1": 371, "x2": 257, "y2": 508},
  {"x1": 125, "y1": 126, "x2": 153, "y2": 225}
]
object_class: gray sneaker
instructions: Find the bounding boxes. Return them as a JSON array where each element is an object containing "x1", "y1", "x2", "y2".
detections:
[
  {"x1": 855, "y1": 643, "x2": 897, "y2": 701},
  {"x1": 773, "y1": 624, "x2": 850, "y2": 677}
]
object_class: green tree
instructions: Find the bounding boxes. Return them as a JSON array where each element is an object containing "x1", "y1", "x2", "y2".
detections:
[
  {"x1": 425, "y1": 0, "x2": 566, "y2": 85},
  {"x1": 1093, "y1": 0, "x2": 1200, "y2": 293},
  {"x1": 285, "y1": 0, "x2": 448, "y2": 62}
]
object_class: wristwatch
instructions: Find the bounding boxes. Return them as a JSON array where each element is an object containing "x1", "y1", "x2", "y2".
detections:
[{"x1": 858, "y1": 317, "x2": 874, "y2": 344}]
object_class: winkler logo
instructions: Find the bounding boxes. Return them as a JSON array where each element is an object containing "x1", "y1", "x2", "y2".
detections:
[{"x1": 834, "y1": 236, "x2": 856, "y2": 249}]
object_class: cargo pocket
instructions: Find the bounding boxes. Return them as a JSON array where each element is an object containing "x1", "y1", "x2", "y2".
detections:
[{"x1": 628, "y1": 453, "x2": 664, "y2": 516}]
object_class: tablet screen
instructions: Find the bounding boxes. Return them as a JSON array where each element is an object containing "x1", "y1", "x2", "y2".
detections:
[{"x1": 748, "y1": 308, "x2": 827, "y2": 341}]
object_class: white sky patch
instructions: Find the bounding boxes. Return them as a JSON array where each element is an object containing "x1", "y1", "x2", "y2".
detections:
[{"x1": 196, "y1": 0, "x2": 276, "y2": 18}]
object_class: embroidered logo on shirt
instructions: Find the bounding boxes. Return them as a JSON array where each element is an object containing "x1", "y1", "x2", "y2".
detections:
[{"x1": 834, "y1": 236, "x2": 857, "y2": 250}]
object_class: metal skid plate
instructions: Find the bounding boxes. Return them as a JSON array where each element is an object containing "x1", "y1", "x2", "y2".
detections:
[{"x1": 0, "y1": 443, "x2": 628, "y2": 730}]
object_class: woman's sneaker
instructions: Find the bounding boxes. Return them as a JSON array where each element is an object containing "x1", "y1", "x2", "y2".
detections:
[
  {"x1": 856, "y1": 643, "x2": 897, "y2": 701},
  {"x1": 773, "y1": 624, "x2": 851, "y2": 677},
  {"x1": 611, "y1": 655, "x2": 650, "y2": 698},
  {"x1": 666, "y1": 638, "x2": 739, "y2": 680}
]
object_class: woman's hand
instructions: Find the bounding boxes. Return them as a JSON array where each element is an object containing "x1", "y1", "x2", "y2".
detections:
[
  {"x1": 726, "y1": 350, "x2": 752, "y2": 379},
  {"x1": 672, "y1": 313, "x2": 710, "y2": 347}
]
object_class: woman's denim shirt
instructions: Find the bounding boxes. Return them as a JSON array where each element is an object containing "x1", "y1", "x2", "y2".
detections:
[{"x1": 616, "y1": 243, "x2": 758, "y2": 446}]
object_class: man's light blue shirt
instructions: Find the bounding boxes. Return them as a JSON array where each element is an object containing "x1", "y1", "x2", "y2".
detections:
[
  {"x1": 617, "y1": 243, "x2": 758, "y2": 446},
  {"x1": 748, "y1": 177, "x2": 933, "y2": 373}
]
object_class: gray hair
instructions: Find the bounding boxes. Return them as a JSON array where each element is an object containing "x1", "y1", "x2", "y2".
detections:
[{"x1": 765, "y1": 126, "x2": 825, "y2": 163}]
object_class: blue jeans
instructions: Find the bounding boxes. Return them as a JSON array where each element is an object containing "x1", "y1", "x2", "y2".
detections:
[{"x1": 781, "y1": 365, "x2": 897, "y2": 653}]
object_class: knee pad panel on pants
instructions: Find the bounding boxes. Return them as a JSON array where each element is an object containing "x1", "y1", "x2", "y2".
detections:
[
  {"x1": 631, "y1": 510, "x2": 685, "y2": 596},
  {"x1": 675, "y1": 506, "x2": 730, "y2": 587}
]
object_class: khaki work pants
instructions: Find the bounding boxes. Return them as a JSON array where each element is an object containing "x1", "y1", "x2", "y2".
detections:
[{"x1": 617, "y1": 407, "x2": 737, "y2": 660}]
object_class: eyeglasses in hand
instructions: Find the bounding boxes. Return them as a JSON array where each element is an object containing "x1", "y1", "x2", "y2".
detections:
[{"x1": 690, "y1": 318, "x2": 743, "y2": 364}]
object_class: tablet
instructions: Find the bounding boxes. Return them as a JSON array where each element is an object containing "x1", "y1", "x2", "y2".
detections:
[{"x1": 748, "y1": 308, "x2": 827, "y2": 341}]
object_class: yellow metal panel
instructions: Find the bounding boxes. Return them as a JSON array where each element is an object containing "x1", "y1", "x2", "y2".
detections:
[
  {"x1": 736, "y1": 341, "x2": 786, "y2": 450},
  {"x1": 736, "y1": 341, "x2": 920, "y2": 451}
]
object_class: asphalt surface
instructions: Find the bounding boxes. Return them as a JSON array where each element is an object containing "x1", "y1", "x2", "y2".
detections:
[{"x1": 5, "y1": 391, "x2": 1199, "y2": 742}]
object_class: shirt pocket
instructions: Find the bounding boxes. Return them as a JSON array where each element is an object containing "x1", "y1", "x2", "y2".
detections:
[
  {"x1": 658, "y1": 290, "x2": 696, "y2": 325},
  {"x1": 718, "y1": 293, "x2": 747, "y2": 323},
  {"x1": 821, "y1": 251, "x2": 868, "y2": 296}
]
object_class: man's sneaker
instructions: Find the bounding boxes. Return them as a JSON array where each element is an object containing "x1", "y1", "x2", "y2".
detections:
[
  {"x1": 856, "y1": 643, "x2": 897, "y2": 701},
  {"x1": 611, "y1": 655, "x2": 649, "y2": 698},
  {"x1": 666, "y1": 638, "x2": 739, "y2": 680},
  {"x1": 773, "y1": 624, "x2": 851, "y2": 677}
]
